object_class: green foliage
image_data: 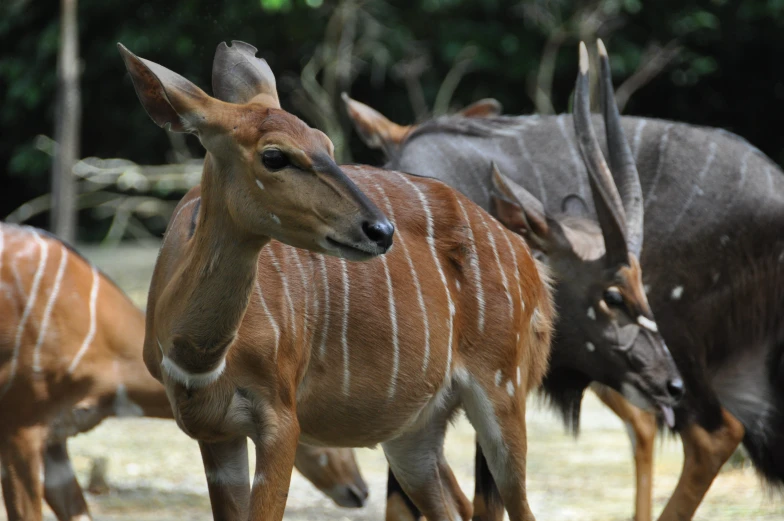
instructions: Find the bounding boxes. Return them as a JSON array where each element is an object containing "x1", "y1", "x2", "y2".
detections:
[{"x1": 3, "y1": 0, "x2": 784, "y2": 239}]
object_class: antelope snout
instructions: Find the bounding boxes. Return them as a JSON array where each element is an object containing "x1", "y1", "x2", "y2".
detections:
[
  {"x1": 666, "y1": 376, "x2": 685, "y2": 402},
  {"x1": 362, "y1": 219, "x2": 394, "y2": 251}
]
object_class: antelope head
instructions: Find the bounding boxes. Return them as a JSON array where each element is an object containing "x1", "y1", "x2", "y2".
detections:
[
  {"x1": 490, "y1": 41, "x2": 683, "y2": 424},
  {"x1": 118, "y1": 41, "x2": 393, "y2": 260},
  {"x1": 294, "y1": 445, "x2": 369, "y2": 508}
]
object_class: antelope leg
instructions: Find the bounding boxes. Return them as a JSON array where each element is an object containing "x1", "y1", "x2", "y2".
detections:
[
  {"x1": 472, "y1": 441, "x2": 504, "y2": 521},
  {"x1": 199, "y1": 436, "x2": 250, "y2": 521},
  {"x1": 385, "y1": 467, "x2": 423, "y2": 521},
  {"x1": 657, "y1": 408, "x2": 744, "y2": 521},
  {"x1": 593, "y1": 384, "x2": 656, "y2": 521},
  {"x1": 43, "y1": 441, "x2": 92, "y2": 521},
  {"x1": 0, "y1": 425, "x2": 46, "y2": 521}
]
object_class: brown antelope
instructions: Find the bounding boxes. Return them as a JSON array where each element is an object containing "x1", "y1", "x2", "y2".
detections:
[
  {"x1": 0, "y1": 222, "x2": 369, "y2": 521},
  {"x1": 121, "y1": 40, "x2": 558, "y2": 521},
  {"x1": 345, "y1": 38, "x2": 777, "y2": 521},
  {"x1": 367, "y1": 41, "x2": 683, "y2": 521}
]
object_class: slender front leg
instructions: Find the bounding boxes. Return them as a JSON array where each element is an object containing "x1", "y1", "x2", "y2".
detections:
[
  {"x1": 43, "y1": 441, "x2": 92, "y2": 521},
  {"x1": 657, "y1": 409, "x2": 744, "y2": 521},
  {"x1": 249, "y1": 418, "x2": 300, "y2": 521},
  {"x1": 199, "y1": 437, "x2": 250, "y2": 521},
  {"x1": 593, "y1": 385, "x2": 656, "y2": 521},
  {"x1": 0, "y1": 425, "x2": 46, "y2": 521}
]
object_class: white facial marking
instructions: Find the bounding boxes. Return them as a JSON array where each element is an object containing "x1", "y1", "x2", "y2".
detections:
[
  {"x1": 159, "y1": 340, "x2": 227, "y2": 389},
  {"x1": 113, "y1": 383, "x2": 144, "y2": 417},
  {"x1": 637, "y1": 316, "x2": 658, "y2": 333},
  {"x1": 0, "y1": 232, "x2": 48, "y2": 399},
  {"x1": 587, "y1": 306, "x2": 596, "y2": 320},
  {"x1": 506, "y1": 380, "x2": 515, "y2": 397},
  {"x1": 396, "y1": 173, "x2": 454, "y2": 381},
  {"x1": 34, "y1": 244, "x2": 69, "y2": 373},
  {"x1": 255, "y1": 179, "x2": 265, "y2": 191},
  {"x1": 455, "y1": 199, "x2": 485, "y2": 334},
  {"x1": 670, "y1": 286, "x2": 684, "y2": 300},
  {"x1": 494, "y1": 369, "x2": 503, "y2": 387},
  {"x1": 585, "y1": 342, "x2": 595, "y2": 352}
]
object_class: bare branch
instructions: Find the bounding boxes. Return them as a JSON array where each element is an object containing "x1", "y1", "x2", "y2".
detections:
[{"x1": 615, "y1": 41, "x2": 681, "y2": 112}]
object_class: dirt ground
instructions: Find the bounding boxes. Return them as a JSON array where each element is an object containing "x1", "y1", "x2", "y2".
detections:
[{"x1": 5, "y1": 243, "x2": 780, "y2": 520}]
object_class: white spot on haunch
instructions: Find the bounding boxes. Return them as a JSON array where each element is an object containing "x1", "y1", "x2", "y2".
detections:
[
  {"x1": 670, "y1": 286, "x2": 684, "y2": 300},
  {"x1": 585, "y1": 342, "x2": 595, "y2": 352},
  {"x1": 506, "y1": 380, "x2": 515, "y2": 397},
  {"x1": 494, "y1": 370, "x2": 503, "y2": 387},
  {"x1": 587, "y1": 307, "x2": 596, "y2": 320},
  {"x1": 637, "y1": 316, "x2": 658, "y2": 333},
  {"x1": 255, "y1": 179, "x2": 265, "y2": 191}
]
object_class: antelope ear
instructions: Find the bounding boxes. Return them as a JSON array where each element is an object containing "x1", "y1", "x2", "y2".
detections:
[
  {"x1": 490, "y1": 162, "x2": 551, "y2": 251},
  {"x1": 118, "y1": 43, "x2": 211, "y2": 133},
  {"x1": 212, "y1": 41, "x2": 280, "y2": 108},
  {"x1": 457, "y1": 98, "x2": 502, "y2": 118},
  {"x1": 341, "y1": 93, "x2": 412, "y2": 151}
]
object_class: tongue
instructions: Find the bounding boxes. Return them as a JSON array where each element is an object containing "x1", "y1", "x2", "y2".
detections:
[{"x1": 660, "y1": 405, "x2": 675, "y2": 428}]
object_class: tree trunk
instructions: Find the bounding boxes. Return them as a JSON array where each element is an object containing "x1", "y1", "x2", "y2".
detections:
[{"x1": 51, "y1": 0, "x2": 80, "y2": 243}]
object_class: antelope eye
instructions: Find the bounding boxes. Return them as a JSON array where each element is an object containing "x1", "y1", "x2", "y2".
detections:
[
  {"x1": 603, "y1": 288, "x2": 624, "y2": 308},
  {"x1": 261, "y1": 149, "x2": 289, "y2": 170}
]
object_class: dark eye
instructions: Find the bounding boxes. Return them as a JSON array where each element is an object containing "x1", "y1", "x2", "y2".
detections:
[
  {"x1": 603, "y1": 287, "x2": 624, "y2": 308},
  {"x1": 262, "y1": 149, "x2": 289, "y2": 170}
]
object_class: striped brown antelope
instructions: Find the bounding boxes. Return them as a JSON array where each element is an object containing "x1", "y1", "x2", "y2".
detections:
[
  {"x1": 345, "y1": 39, "x2": 781, "y2": 521},
  {"x1": 366, "y1": 42, "x2": 684, "y2": 521},
  {"x1": 120, "y1": 40, "x2": 557, "y2": 521},
  {"x1": 0, "y1": 223, "x2": 369, "y2": 521}
]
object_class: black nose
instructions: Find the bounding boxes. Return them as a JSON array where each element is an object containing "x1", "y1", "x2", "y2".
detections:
[
  {"x1": 362, "y1": 220, "x2": 394, "y2": 251},
  {"x1": 667, "y1": 377, "x2": 685, "y2": 401}
]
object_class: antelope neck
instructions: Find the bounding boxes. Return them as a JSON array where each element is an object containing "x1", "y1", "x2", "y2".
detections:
[{"x1": 164, "y1": 156, "x2": 270, "y2": 377}]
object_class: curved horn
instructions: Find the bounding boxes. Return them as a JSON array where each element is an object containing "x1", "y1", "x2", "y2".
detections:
[
  {"x1": 573, "y1": 41, "x2": 629, "y2": 268},
  {"x1": 212, "y1": 41, "x2": 280, "y2": 107},
  {"x1": 598, "y1": 39, "x2": 644, "y2": 258}
]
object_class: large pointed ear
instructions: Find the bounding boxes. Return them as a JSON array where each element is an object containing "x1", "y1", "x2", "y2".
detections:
[
  {"x1": 212, "y1": 41, "x2": 280, "y2": 108},
  {"x1": 489, "y1": 162, "x2": 553, "y2": 252},
  {"x1": 118, "y1": 43, "x2": 211, "y2": 133},
  {"x1": 457, "y1": 98, "x2": 502, "y2": 118},
  {"x1": 341, "y1": 93, "x2": 412, "y2": 151}
]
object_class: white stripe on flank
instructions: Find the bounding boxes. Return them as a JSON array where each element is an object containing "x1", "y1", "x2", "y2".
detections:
[
  {"x1": 68, "y1": 266, "x2": 100, "y2": 374},
  {"x1": 494, "y1": 218, "x2": 524, "y2": 312},
  {"x1": 316, "y1": 255, "x2": 331, "y2": 359},
  {"x1": 477, "y1": 212, "x2": 513, "y2": 321},
  {"x1": 669, "y1": 142, "x2": 717, "y2": 234},
  {"x1": 340, "y1": 259, "x2": 351, "y2": 396},
  {"x1": 0, "y1": 233, "x2": 48, "y2": 399},
  {"x1": 255, "y1": 281, "x2": 280, "y2": 359},
  {"x1": 557, "y1": 114, "x2": 587, "y2": 201},
  {"x1": 290, "y1": 248, "x2": 309, "y2": 336},
  {"x1": 159, "y1": 339, "x2": 226, "y2": 389},
  {"x1": 396, "y1": 173, "x2": 454, "y2": 380},
  {"x1": 374, "y1": 183, "x2": 430, "y2": 374},
  {"x1": 644, "y1": 124, "x2": 674, "y2": 210},
  {"x1": 632, "y1": 119, "x2": 647, "y2": 161},
  {"x1": 380, "y1": 253, "x2": 400, "y2": 399},
  {"x1": 267, "y1": 247, "x2": 296, "y2": 340},
  {"x1": 455, "y1": 199, "x2": 486, "y2": 333},
  {"x1": 33, "y1": 244, "x2": 68, "y2": 373}
]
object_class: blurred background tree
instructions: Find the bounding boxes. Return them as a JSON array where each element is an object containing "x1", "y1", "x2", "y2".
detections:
[{"x1": 2, "y1": 0, "x2": 784, "y2": 242}]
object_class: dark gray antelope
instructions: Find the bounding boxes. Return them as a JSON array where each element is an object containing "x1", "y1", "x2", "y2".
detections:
[{"x1": 345, "y1": 41, "x2": 784, "y2": 521}]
